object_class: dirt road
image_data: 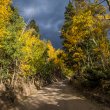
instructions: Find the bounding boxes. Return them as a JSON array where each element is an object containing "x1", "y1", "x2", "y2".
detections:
[{"x1": 10, "y1": 81, "x2": 109, "y2": 110}]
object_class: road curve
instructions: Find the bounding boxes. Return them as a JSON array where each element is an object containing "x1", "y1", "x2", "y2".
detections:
[{"x1": 14, "y1": 81, "x2": 110, "y2": 110}]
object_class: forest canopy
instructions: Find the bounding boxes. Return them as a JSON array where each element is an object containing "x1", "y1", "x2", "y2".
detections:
[
  {"x1": 0, "y1": 0, "x2": 65, "y2": 88},
  {"x1": 0, "y1": 0, "x2": 110, "y2": 99},
  {"x1": 61, "y1": 0, "x2": 110, "y2": 93}
]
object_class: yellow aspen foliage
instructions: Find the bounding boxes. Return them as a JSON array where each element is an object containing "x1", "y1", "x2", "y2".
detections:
[
  {"x1": 19, "y1": 30, "x2": 38, "y2": 75},
  {"x1": 0, "y1": 0, "x2": 12, "y2": 37},
  {"x1": 47, "y1": 42, "x2": 56, "y2": 61},
  {"x1": 97, "y1": 14, "x2": 110, "y2": 20},
  {"x1": 61, "y1": 0, "x2": 110, "y2": 72},
  {"x1": 47, "y1": 41, "x2": 62, "y2": 64},
  {"x1": 19, "y1": 29, "x2": 47, "y2": 76},
  {"x1": 61, "y1": 0, "x2": 110, "y2": 93}
]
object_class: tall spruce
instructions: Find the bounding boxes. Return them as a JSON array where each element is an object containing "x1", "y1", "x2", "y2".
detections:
[
  {"x1": 61, "y1": 1, "x2": 75, "y2": 54},
  {"x1": 61, "y1": 1, "x2": 75, "y2": 32},
  {"x1": 27, "y1": 20, "x2": 40, "y2": 37}
]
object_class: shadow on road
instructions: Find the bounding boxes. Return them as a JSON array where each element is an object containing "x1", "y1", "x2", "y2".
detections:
[{"x1": 0, "y1": 81, "x2": 109, "y2": 110}]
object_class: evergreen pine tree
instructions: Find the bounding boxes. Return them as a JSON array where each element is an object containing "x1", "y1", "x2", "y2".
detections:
[
  {"x1": 61, "y1": 1, "x2": 75, "y2": 33},
  {"x1": 27, "y1": 20, "x2": 40, "y2": 37}
]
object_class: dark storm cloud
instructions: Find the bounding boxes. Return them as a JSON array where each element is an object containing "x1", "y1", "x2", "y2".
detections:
[{"x1": 13, "y1": 0, "x2": 69, "y2": 48}]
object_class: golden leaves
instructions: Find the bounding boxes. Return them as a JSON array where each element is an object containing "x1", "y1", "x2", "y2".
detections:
[{"x1": 0, "y1": 0, "x2": 12, "y2": 37}]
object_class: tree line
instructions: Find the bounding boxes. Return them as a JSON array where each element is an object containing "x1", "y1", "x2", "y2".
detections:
[
  {"x1": 0, "y1": 0, "x2": 67, "y2": 89},
  {"x1": 61, "y1": 0, "x2": 110, "y2": 94}
]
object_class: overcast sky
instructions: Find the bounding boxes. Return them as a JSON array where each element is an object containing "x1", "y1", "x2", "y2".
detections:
[{"x1": 13, "y1": 0, "x2": 69, "y2": 48}]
